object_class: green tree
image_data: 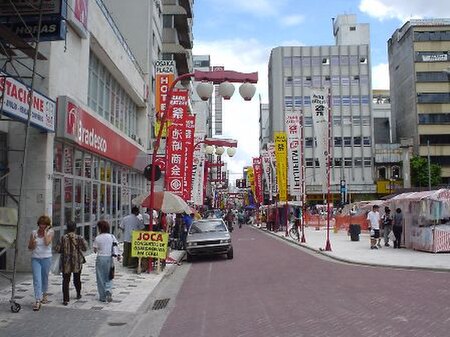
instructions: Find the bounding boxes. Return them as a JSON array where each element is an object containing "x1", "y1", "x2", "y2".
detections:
[{"x1": 410, "y1": 156, "x2": 442, "y2": 187}]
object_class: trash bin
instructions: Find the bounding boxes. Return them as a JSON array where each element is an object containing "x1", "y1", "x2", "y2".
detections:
[{"x1": 349, "y1": 224, "x2": 361, "y2": 241}]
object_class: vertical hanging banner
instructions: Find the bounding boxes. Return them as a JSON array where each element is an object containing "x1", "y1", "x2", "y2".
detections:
[
  {"x1": 183, "y1": 115, "x2": 196, "y2": 201},
  {"x1": 267, "y1": 142, "x2": 278, "y2": 197},
  {"x1": 165, "y1": 89, "x2": 189, "y2": 197},
  {"x1": 191, "y1": 133, "x2": 206, "y2": 205},
  {"x1": 252, "y1": 157, "x2": 263, "y2": 204},
  {"x1": 247, "y1": 167, "x2": 255, "y2": 199},
  {"x1": 274, "y1": 132, "x2": 288, "y2": 202},
  {"x1": 260, "y1": 150, "x2": 272, "y2": 202},
  {"x1": 311, "y1": 88, "x2": 329, "y2": 191},
  {"x1": 285, "y1": 111, "x2": 302, "y2": 199},
  {"x1": 155, "y1": 60, "x2": 175, "y2": 137}
]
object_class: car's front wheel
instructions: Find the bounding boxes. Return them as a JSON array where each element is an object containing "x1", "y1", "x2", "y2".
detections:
[{"x1": 227, "y1": 247, "x2": 234, "y2": 260}]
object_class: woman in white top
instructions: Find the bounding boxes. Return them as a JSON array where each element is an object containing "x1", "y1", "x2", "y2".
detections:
[
  {"x1": 93, "y1": 220, "x2": 121, "y2": 303},
  {"x1": 27, "y1": 215, "x2": 54, "y2": 311}
]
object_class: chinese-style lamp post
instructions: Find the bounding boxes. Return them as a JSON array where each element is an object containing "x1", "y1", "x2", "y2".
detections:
[{"x1": 148, "y1": 70, "x2": 257, "y2": 227}]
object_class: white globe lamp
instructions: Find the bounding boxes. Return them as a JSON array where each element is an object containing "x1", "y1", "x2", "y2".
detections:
[
  {"x1": 196, "y1": 82, "x2": 214, "y2": 101},
  {"x1": 227, "y1": 147, "x2": 237, "y2": 157},
  {"x1": 239, "y1": 82, "x2": 256, "y2": 101},
  {"x1": 215, "y1": 146, "x2": 225, "y2": 156},
  {"x1": 218, "y1": 81, "x2": 235, "y2": 100}
]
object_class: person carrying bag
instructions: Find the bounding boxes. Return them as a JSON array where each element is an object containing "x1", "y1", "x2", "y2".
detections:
[{"x1": 56, "y1": 221, "x2": 88, "y2": 305}]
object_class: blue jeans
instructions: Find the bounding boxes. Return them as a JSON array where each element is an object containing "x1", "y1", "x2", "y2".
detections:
[
  {"x1": 31, "y1": 257, "x2": 51, "y2": 301},
  {"x1": 96, "y1": 256, "x2": 113, "y2": 301}
]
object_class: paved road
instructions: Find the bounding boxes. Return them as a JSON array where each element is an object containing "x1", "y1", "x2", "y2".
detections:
[{"x1": 159, "y1": 225, "x2": 450, "y2": 337}]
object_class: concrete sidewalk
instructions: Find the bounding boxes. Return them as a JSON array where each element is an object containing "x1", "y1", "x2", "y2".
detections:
[
  {"x1": 256, "y1": 225, "x2": 450, "y2": 272},
  {"x1": 0, "y1": 248, "x2": 185, "y2": 313}
]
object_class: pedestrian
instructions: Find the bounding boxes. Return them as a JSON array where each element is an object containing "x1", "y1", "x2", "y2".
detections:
[
  {"x1": 182, "y1": 212, "x2": 194, "y2": 249},
  {"x1": 393, "y1": 208, "x2": 403, "y2": 248},
  {"x1": 119, "y1": 206, "x2": 144, "y2": 268},
  {"x1": 382, "y1": 207, "x2": 393, "y2": 247},
  {"x1": 367, "y1": 205, "x2": 381, "y2": 249},
  {"x1": 56, "y1": 221, "x2": 88, "y2": 305},
  {"x1": 93, "y1": 220, "x2": 121, "y2": 303},
  {"x1": 27, "y1": 215, "x2": 54, "y2": 311}
]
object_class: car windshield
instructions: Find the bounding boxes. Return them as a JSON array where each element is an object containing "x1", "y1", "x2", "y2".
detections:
[{"x1": 189, "y1": 220, "x2": 227, "y2": 234}]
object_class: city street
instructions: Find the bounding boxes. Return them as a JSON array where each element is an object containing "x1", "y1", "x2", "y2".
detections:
[{"x1": 157, "y1": 225, "x2": 450, "y2": 337}]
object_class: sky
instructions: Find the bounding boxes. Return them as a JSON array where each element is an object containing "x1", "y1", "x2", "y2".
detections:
[{"x1": 192, "y1": 0, "x2": 450, "y2": 182}]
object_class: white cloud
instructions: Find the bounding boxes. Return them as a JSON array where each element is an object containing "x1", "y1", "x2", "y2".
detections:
[
  {"x1": 280, "y1": 15, "x2": 305, "y2": 27},
  {"x1": 372, "y1": 63, "x2": 390, "y2": 90},
  {"x1": 359, "y1": 0, "x2": 450, "y2": 21}
]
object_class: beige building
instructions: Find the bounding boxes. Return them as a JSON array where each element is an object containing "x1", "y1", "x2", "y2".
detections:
[{"x1": 388, "y1": 19, "x2": 450, "y2": 184}]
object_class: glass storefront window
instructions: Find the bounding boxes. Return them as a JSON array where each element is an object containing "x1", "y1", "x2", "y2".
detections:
[
  {"x1": 106, "y1": 185, "x2": 111, "y2": 216},
  {"x1": 52, "y1": 177, "x2": 62, "y2": 227},
  {"x1": 74, "y1": 150, "x2": 83, "y2": 176},
  {"x1": 64, "y1": 177, "x2": 73, "y2": 222},
  {"x1": 112, "y1": 185, "x2": 117, "y2": 217},
  {"x1": 54, "y1": 143, "x2": 63, "y2": 172},
  {"x1": 92, "y1": 183, "x2": 99, "y2": 221},
  {"x1": 63, "y1": 146, "x2": 73, "y2": 175},
  {"x1": 84, "y1": 153, "x2": 92, "y2": 178},
  {"x1": 74, "y1": 179, "x2": 82, "y2": 222},
  {"x1": 105, "y1": 162, "x2": 111, "y2": 183},
  {"x1": 92, "y1": 156, "x2": 99, "y2": 180},
  {"x1": 100, "y1": 160, "x2": 105, "y2": 181},
  {"x1": 84, "y1": 181, "x2": 91, "y2": 222}
]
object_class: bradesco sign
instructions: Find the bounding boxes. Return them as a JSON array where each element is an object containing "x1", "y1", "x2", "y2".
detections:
[
  {"x1": 0, "y1": 72, "x2": 55, "y2": 132},
  {"x1": 57, "y1": 96, "x2": 142, "y2": 167},
  {"x1": 131, "y1": 231, "x2": 169, "y2": 259}
]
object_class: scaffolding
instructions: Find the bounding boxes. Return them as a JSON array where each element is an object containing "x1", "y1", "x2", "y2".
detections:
[{"x1": 0, "y1": 0, "x2": 49, "y2": 313}]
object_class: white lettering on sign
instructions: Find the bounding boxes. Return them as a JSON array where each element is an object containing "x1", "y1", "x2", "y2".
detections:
[{"x1": 77, "y1": 120, "x2": 108, "y2": 153}]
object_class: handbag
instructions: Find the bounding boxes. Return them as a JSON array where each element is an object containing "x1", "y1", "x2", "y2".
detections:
[{"x1": 109, "y1": 262, "x2": 115, "y2": 280}]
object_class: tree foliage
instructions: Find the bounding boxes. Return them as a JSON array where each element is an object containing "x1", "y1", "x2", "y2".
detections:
[{"x1": 410, "y1": 156, "x2": 442, "y2": 187}]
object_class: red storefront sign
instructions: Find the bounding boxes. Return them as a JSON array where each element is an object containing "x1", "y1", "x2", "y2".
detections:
[
  {"x1": 253, "y1": 157, "x2": 263, "y2": 204},
  {"x1": 57, "y1": 96, "x2": 143, "y2": 168},
  {"x1": 165, "y1": 89, "x2": 189, "y2": 198},
  {"x1": 183, "y1": 115, "x2": 195, "y2": 201}
]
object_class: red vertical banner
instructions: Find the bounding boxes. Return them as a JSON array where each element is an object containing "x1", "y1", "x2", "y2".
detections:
[
  {"x1": 165, "y1": 89, "x2": 189, "y2": 197},
  {"x1": 183, "y1": 115, "x2": 196, "y2": 201},
  {"x1": 253, "y1": 157, "x2": 263, "y2": 204}
]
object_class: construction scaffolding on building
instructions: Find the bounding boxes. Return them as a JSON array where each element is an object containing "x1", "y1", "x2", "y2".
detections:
[{"x1": 0, "y1": 0, "x2": 55, "y2": 313}]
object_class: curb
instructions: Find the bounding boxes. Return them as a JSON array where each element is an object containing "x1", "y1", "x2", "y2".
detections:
[{"x1": 251, "y1": 225, "x2": 450, "y2": 273}]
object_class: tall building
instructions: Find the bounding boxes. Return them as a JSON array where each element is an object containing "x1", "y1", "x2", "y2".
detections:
[
  {"x1": 0, "y1": 0, "x2": 161, "y2": 270},
  {"x1": 388, "y1": 19, "x2": 450, "y2": 184},
  {"x1": 268, "y1": 14, "x2": 375, "y2": 203}
]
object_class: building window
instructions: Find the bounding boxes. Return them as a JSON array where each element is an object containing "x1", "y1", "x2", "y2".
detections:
[
  {"x1": 306, "y1": 158, "x2": 314, "y2": 167},
  {"x1": 378, "y1": 167, "x2": 386, "y2": 179},
  {"x1": 344, "y1": 158, "x2": 352, "y2": 167},
  {"x1": 364, "y1": 157, "x2": 372, "y2": 166},
  {"x1": 344, "y1": 137, "x2": 352, "y2": 146},
  {"x1": 416, "y1": 71, "x2": 449, "y2": 82},
  {"x1": 322, "y1": 57, "x2": 329, "y2": 65},
  {"x1": 417, "y1": 93, "x2": 450, "y2": 104},
  {"x1": 334, "y1": 158, "x2": 342, "y2": 167},
  {"x1": 353, "y1": 137, "x2": 361, "y2": 146},
  {"x1": 305, "y1": 137, "x2": 313, "y2": 148},
  {"x1": 418, "y1": 113, "x2": 450, "y2": 124},
  {"x1": 88, "y1": 52, "x2": 138, "y2": 138},
  {"x1": 304, "y1": 117, "x2": 313, "y2": 126},
  {"x1": 333, "y1": 116, "x2": 342, "y2": 126},
  {"x1": 349, "y1": 26, "x2": 356, "y2": 31},
  {"x1": 363, "y1": 136, "x2": 371, "y2": 146},
  {"x1": 354, "y1": 158, "x2": 362, "y2": 167},
  {"x1": 334, "y1": 137, "x2": 342, "y2": 146},
  {"x1": 420, "y1": 134, "x2": 450, "y2": 145},
  {"x1": 360, "y1": 57, "x2": 367, "y2": 64}
]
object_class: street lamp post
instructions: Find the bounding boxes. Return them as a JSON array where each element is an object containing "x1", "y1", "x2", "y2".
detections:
[{"x1": 148, "y1": 70, "x2": 257, "y2": 228}]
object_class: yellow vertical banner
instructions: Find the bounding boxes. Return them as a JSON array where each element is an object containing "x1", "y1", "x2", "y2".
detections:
[
  {"x1": 247, "y1": 167, "x2": 255, "y2": 197},
  {"x1": 274, "y1": 132, "x2": 288, "y2": 201}
]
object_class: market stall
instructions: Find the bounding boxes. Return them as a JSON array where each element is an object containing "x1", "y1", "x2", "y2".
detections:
[{"x1": 386, "y1": 189, "x2": 450, "y2": 253}]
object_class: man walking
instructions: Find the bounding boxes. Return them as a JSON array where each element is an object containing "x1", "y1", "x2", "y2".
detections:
[
  {"x1": 393, "y1": 208, "x2": 403, "y2": 248},
  {"x1": 382, "y1": 207, "x2": 393, "y2": 247},
  {"x1": 119, "y1": 206, "x2": 144, "y2": 267},
  {"x1": 367, "y1": 205, "x2": 381, "y2": 249}
]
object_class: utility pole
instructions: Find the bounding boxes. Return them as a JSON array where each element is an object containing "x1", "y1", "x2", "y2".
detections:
[{"x1": 427, "y1": 140, "x2": 431, "y2": 191}]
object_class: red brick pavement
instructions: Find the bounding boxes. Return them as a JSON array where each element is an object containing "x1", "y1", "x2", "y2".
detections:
[{"x1": 159, "y1": 226, "x2": 450, "y2": 337}]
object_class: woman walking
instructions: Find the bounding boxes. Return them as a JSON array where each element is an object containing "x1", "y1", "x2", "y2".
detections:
[
  {"x1": 93, "y1": 220, "x2": 121, "y2": 302},
  {"x1": 28, "y1": 215, "x2": 54, "y2": 311},
  {"x1": 393, "y1": 208, "x2": 404, "y2": 248},
  {"x1": 56, "y1": 221, "x2": 88, "y2": 305}
]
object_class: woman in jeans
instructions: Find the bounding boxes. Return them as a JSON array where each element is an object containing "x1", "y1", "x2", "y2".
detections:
[
  {"x1": 27, "y1": 215, "x2": 54, "y2": 311},
  {"x1": 93, "y1": 220, "x2": 121, "y2": 303},
  {"x1": 56, "y1": 221, "x2": 88, "y2": 305}
]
